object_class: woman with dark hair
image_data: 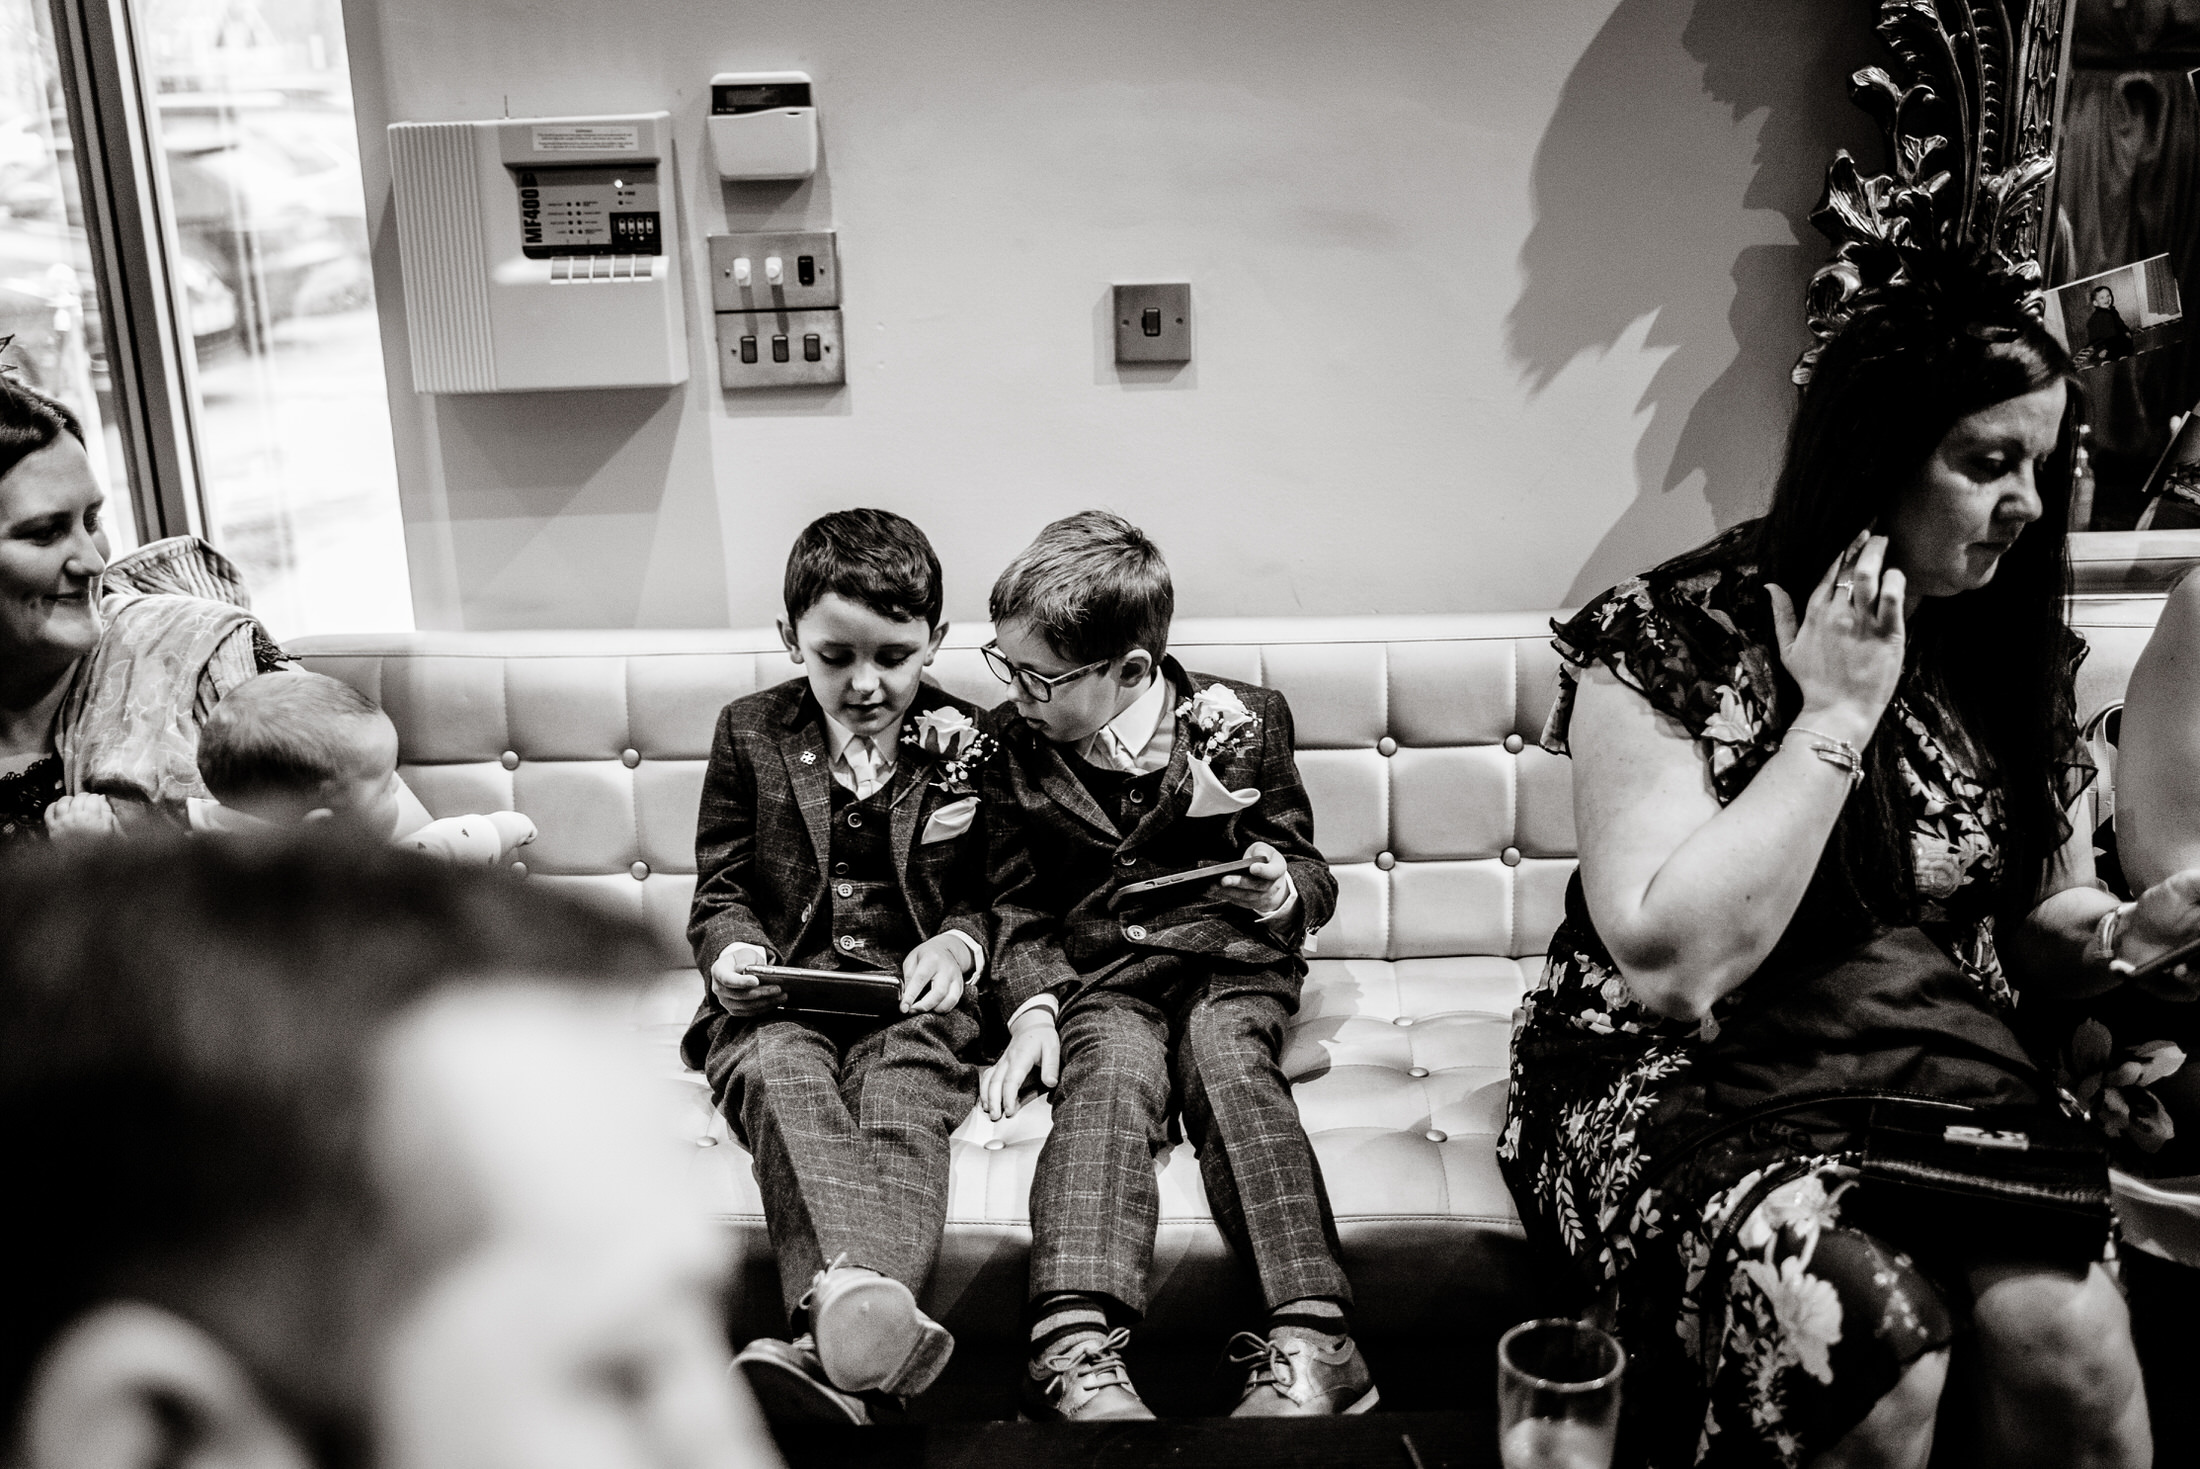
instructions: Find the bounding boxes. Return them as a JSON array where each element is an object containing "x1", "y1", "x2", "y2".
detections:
[
  {"x1": 0, "y1": 366, "x2": 291, "y2": 841},
  {"x1": 1500, "y1": 274, "x2": 2200, "y2": 1467}
]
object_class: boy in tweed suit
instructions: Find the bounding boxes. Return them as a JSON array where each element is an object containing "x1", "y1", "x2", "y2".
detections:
[
  {"x1": 977, "y1": 511, "x2": 1372, "y2": 1421},
  {"x1": 686, "y1": 510, "x2": 990, "y2": 1424}
]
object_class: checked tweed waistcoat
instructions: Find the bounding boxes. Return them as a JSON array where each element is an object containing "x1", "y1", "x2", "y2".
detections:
[{"x1": 791, "y1": 780, "x2": 922, "y2": 974}]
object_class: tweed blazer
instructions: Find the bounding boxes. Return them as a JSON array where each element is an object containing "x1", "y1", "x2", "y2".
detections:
[
  {"x1": 683, "y1": 677, "x2": 989, "y2": 1068},
  {"x1": 980, "y1": 658, "x2": 1337, "y2": 1017}
]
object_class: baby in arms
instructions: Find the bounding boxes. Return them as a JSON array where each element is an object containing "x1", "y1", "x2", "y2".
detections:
[{"x1": 186, "y1": 671, "x2": 535, "y2": 861}]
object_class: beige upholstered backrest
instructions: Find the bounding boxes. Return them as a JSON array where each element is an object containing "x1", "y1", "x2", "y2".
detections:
[{"x1": 291, "y1": 615, "x2": 1577, "y2": 972}]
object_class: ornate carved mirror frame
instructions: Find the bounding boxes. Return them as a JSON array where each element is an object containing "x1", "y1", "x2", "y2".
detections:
[{"x1": 1813, "y1": 0, "x2": 2200, "y2": 591}]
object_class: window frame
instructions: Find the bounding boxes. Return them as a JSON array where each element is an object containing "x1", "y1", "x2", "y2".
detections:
[{"x1": 44, "y1": 0, "x2": 209, "y2": 542}]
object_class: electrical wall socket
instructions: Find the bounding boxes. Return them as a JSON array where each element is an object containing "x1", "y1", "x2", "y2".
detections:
[
  {"x1": 708, "y1": 231, "x2": 839, "y2": 312},
  {"x1": 1113, "y1": 282, "x2": 1191, "y2": 363},
  {"x1": 716, "y1": 308, "x2": 844, "y2": 388}
]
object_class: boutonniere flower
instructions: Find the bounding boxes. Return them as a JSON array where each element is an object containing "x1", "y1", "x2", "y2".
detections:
[
  {"x1": 1176, "y1": 683, "x2": 1260, "y2": 763},
  {"x1": 903, "y1": 708, "x2": 994, "y2": 797},
  {"x1": 1176, "y1": 683, "x2": 1262, "y2": 817}
]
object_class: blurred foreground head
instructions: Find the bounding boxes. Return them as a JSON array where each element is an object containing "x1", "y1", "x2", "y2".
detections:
[{"x1": 0, "y1": 837, "x2": 773, "y2": 1469}]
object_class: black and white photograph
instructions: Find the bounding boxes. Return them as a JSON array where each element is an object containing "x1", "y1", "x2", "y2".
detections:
[
  {"x1": 6, "y1": 4, "x2": 2200, "y2": 1469},
  {"x1": 2044, "y1": 256, "x2": 2187, "y2": 373}
]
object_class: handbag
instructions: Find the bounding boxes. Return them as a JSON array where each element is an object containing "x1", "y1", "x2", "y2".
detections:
[{"x1": 1844, "y1": 1095, "x2": 2112, "y2": 1265}]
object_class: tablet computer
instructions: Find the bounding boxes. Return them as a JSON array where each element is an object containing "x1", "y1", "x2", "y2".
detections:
[
  {"x1": 744, "y1": 964, "x2": 904, "y2": 1019},
  {"x1": 2130, "y1": 931, "x2": 2200, "y2": 982},
  {"x1": 1107, "y1": 857, "x2": 1260, "y2": 912}
]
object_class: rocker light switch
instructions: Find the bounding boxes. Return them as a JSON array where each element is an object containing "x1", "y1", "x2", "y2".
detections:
[{"x1": 1114, "y1": 283, "x2": 1190, "y2": 363}]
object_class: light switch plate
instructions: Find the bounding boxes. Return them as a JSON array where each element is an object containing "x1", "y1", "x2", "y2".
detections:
[
  {"x1": 709, "y1": 231, "x2": 840, "y2": 311},
  {"x1": 715, "y1": 308, "x2": 845, "y2": 387},
  {"x1": 1113, "y1": 282, "x2": 1191, "y2": 363}
]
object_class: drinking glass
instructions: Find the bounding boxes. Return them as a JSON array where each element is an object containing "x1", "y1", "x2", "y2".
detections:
[{"x1": 1496, "y1": 1318, "x2": 1625, "y2": 1469}]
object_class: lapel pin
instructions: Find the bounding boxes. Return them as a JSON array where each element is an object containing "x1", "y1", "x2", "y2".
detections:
[{"x1": 800, "y1": 750, "x2": 817, "y2": 765}]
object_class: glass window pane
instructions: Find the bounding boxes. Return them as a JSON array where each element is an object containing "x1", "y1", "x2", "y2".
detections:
[
  {"x1": 144, "y1": 0, "x2": 410, "y2": 637},
  {"x1": 0, "y1": 0, "x2": 136, "y2": 557}
]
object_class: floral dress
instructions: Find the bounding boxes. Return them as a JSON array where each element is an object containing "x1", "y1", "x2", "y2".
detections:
[{"x1": 1498, "y1": 523, "x2": 2093, "y2": 1468}]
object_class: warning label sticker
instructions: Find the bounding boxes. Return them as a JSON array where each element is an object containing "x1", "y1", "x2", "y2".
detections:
[{"x1": 530, "y1": 124, "x2": 640, "y2": 154}]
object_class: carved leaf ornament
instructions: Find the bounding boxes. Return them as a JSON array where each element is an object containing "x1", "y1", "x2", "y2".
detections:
[{"x1": 1799, "y1": 0, "x2": 2070, "y2": 385}]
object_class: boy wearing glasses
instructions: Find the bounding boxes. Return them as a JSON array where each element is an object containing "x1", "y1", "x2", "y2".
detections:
[
  {"x1": 975, "y1": 511, "x2": 1370, "y2": 1420},
  {"x1": 686, "y1": 509, "x2": 989, "y2": 1424}
]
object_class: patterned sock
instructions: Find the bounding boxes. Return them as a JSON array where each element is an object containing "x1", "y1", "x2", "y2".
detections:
[
  {"x1": 1028, "y1": 1293, "x2": 1112, "y2": 1370},
  {"x1": 1268, "y1": 1295, "x2": 1350, "y2": 1346}
]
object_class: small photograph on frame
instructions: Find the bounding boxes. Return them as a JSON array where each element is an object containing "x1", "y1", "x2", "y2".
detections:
[{"x1": 2043, "y1": 255, "x2": 2186, "y2": 373}]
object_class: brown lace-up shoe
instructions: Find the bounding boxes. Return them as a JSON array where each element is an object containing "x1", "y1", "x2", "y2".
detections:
[
  {"x1": 734, "y1": 1335, "x2": 871, "y2": 1424},
  {"x1": 801, "y1": 1261, "x2": 953, "y2": 1397},
  {"x1": 1018, "y1": 1328, "x2": 1156, "y2": 1421},
  {"x1": 1227, "y1": 1330, "x2": 1379, "y2": 1416}
]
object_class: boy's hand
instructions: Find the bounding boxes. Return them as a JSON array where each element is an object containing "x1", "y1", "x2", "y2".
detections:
[
  {"x1": 45, "y1": 793, "x2": 120, "y2": 846},
  {"x1": 1215, "y1": 841, "x2": 1289, "y2": 913},
  {"x1": 980, "y1": 1011, "x2": 1060, "y2": 1120},
  {"x1": 709, "y1": 944, "x2": 784, "y2": 1016},
  {"x1": 901, "y1": 933, "x2": 971, "y2": 1014}
]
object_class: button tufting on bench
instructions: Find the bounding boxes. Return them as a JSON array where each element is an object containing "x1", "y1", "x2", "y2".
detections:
[
  {"x1": 630, "y1": 861, "x2": 649, "y2": 881},
  {"x1": 1377, "y1": 736, "x2": 1398, "y2": 756},
  {"x1": 1504, "y1": 733, "x2": 1524, "y2": 754},
  {"x1": 621, "y1": 748, "x2": 641, "y2": 768},
  {"x1": 509, "y1": 861, "x2": 527, "y2": 877},
  {"x1": 1425, "y1": 1130, "x2": 1448, "y2": 1144},
  {"x1": 1502, "y1": 846, "x2": 1521, "y2": 867},
  {"x1": 1409, "y1": 1066, "x2": 1430, "y2": 1078},
  {"x1": 1376, "y1": 851, "x2": 1396, "y2": 871},
  {"x1": 500, "y1": 750, "x2": 520, "y2": 770}
]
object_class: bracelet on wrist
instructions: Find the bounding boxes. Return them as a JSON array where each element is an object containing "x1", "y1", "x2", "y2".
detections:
[
  {"x1": 2089, "y1": 900, "x2": 2137, "y2": 974},
  {"x1": 1784, "y1": 725, "x2": 1864, "y2": 791}
]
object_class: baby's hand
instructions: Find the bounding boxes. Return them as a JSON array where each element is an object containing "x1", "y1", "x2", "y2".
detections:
[
  {"x1": 710, "y1": 945, "x2": 784, "y2": 1016},
  {"x1": 900, "y1": 934, "x2": 970, "y2": 1015},
  {"x1": 44, "y1": 793, "x2": 121, "y2": 846},
  {"x1": 1214, "y1": 841, "x2": 1289, "y2": 913}
]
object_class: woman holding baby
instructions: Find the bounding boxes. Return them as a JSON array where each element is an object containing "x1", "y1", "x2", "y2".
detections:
[{"x1": 0, "y1": 371, "x2": 286, "y2": 843}]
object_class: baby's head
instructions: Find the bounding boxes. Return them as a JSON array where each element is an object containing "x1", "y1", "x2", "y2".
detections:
[
  {"x1": 198, "y1": 672, "x2": 402, "y2": 835},
  {"x1": 776, "y1": 509, "x2": 949, "y2": 740},
  {"x1": 987, "y1": 510, "x2": 1173, "y2": 745}
]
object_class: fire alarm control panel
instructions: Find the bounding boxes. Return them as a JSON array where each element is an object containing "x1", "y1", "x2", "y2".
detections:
[{"x1": 387, "y1": 111, "x2": 688, "y2": 393}]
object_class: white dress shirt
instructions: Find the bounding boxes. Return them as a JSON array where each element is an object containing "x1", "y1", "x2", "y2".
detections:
[{"x1": 717, "y1": 706, "x2": 984, "y2": 983}]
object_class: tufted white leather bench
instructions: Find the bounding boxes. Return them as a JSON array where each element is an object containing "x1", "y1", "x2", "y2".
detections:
[{"x1": 293, "y1": 599, "x2": 2161, "y2": 1348}]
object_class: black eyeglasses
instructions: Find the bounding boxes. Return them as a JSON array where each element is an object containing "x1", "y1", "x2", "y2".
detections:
[{"x1": 982, "y1": 643, "x2": 1109, "y2": 703}]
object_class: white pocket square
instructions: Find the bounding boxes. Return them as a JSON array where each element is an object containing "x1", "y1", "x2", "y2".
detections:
[
  {"x1": 920, "y1": 795, "x2": 979, "y2": 844},
  {"x1": 1185, "y1": 756, "x2": 1260, "y2": 818}
]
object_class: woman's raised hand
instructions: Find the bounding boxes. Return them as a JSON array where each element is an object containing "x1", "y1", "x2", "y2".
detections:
[{"x1": 1767, "y1": 530, "x2": 1906, "y2": 747}]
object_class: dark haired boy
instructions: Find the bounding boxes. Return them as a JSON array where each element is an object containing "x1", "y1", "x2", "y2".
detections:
[
  {"x1": 686, "y1": 508, "x2": 990, "y2": 1423},
  {"x1": 976, "y1": 510, "x2": 1369, "y2": 1420}
]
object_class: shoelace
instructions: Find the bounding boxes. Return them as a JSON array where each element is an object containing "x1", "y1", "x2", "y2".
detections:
[
  {"x1": 794, "y1": 1252, "x2": 852, "y2": 1316},
  {"x1": 1225, "y1": 1331, "x2": 1297, "y2": 1392},
  {"x1": 1041, "y1": 1327, "x2": 1136, "y2": 1395}
]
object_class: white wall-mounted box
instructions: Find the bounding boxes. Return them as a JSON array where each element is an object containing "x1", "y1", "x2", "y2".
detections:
[
  {"x1": 387, "y1": 111, "x2": 688, "y2": 393},
  {"x1": 708, "y1": 72, "x2": 817, "y2": 180}
]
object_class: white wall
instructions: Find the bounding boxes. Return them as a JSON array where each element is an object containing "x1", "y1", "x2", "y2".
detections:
[{"x1": 343, "y1": 0, "x2": 1877, "y2": 631}]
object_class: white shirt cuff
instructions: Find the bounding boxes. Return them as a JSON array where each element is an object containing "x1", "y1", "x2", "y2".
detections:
[
  {"x1": 1007, "y1": 993, "x2": 1060, "y2": 1028},
  {"x1": 941, "y1": 928, "x2": 987, "y2": 982},
  {"x1": 1255, "y1": 870, "x2": 1301, "y2": 927}
]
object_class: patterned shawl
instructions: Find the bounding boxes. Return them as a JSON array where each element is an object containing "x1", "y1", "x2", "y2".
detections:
[{"x1": 53, "y1": 538, "x2": 265, "y2": 812}]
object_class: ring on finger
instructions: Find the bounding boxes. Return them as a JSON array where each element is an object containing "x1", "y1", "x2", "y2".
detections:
[{"x1": 1834, "y1": 579, "x2": 1855, "y2": 595}]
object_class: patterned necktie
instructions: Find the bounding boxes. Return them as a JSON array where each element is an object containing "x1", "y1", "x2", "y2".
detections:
[{"x1": 845, "y1": 736, "x2": 883, "y2": 798}]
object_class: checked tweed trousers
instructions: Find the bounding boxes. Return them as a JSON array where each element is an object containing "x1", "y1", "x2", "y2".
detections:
[
  {"x1": 703, "y1": 1005, "x2": 983, "y2": 1323},
  {"x1": 1030, "y1": 981, "x2": 1353, "y2": 1318}
]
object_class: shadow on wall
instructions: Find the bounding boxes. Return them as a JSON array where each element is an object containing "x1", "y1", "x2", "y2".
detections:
[
  {"x1": 433, "y1": 384, "x2": 726, "y2": 628},
  {"x1": 1508, "y1": 0, "x2": 1879, "y2": 603}
]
